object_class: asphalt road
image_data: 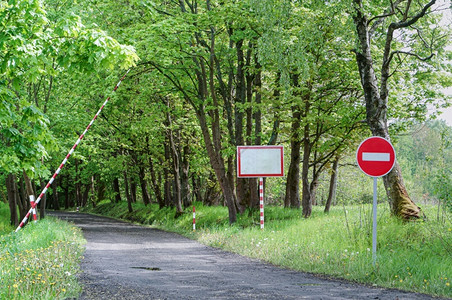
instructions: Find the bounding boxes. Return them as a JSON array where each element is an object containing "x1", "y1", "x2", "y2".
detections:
[{"x1": 49, "y1": 211, "x2": 442, "y2": 300}]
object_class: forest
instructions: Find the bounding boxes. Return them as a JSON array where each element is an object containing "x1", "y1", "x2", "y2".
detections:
[{"x1": 1, "y1": 0, "x2": 452, "y2": 227}]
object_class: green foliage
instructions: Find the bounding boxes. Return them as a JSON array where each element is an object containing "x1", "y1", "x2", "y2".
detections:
[
  {"x1": 432, "y1": 170, "x2": 452, "y2": 212},
  {"x1": 0, "y1": 201, "x2": 13, "y2": 235},
  {"x1": 355, "y1": 0, "x2": 452, "y2": 129},
  {"x1": 0, "y1": 0, "x2": 138, "y2": 178},
  {"x1": 396, "y1": 121, "x2": 452, "y2": 211},
  {"x1": 0, "y1": 217, "x2": 85, "y2": 299},
  {"x1": 0, "y1": 101, "x2": 55, "y2": 176}
]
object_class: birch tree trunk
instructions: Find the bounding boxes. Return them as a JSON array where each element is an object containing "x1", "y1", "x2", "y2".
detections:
[{"x1": 352, "y1": 0, "x2": 436, "y2": 219}]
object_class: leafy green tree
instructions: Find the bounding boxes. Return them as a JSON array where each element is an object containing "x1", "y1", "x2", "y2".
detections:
[
  {"x1": 397, "y1": 121, "x2": 452, "y2": 212},
  {"x1": 351, "y1": 0, "x2": 451, "y2": 218},
  {"x1": 252, "y1": 0, "x2": 367, "y2": 217},
  {"x1": 0, "y1": 0, "x2": 137, "y2": 224}
]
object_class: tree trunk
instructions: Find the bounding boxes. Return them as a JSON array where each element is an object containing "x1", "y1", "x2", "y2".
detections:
[
  {"x1": 52, "y1": 177, "x2": 60, "y2": 211},
  {"x1": 181, "y1": 144, "x2": 191, "y2": 208},
  {"x1": 324, "y1": 157, "x2": 339, "y2": 213},
  {"x1": 235, "y1": 38, "x2": 247, "y2": 213},
  {"x1": 96, "y1": 178, "x2": 105, "y2": 204},
  {"x1": 17, "y1": 176, "x2": 28, "y2": 221},
  {"x1": 352, "y1": 0, "x2": 424, "y2": 219},
  {"x1": 192, "y1": 177, "x2": 203, "y2": 204},
  {"x1": 130, "y1": 175, "x2": 137, "y2": 204},
  {"x1": 81, "y1": 183, "x2": 90, "y2": 207},
  {"x1": 301, "y1": 109, "x2": 312, "y2": 218},
  {"x1": 21, "y1": 170, "x2": 35, "y2": 217},
  {"x1": 39, "y1": 180, "x2": 47, "y2": 219},
  {"x1": 248, "y1": 57, "x2": 262, "y2": 210},
  {"x1": 123, "y1": 170, "x2": 133, "y2": 213},
  {"x1": 383, "y1": 164, "x2": 421, "y2": 219},
  {"x1": 64, "y1": 175, "x2": 70, "y2": 209},
  {"x1": 113, "y1": 177, "x2": 121, "y2": 203},
  {"x1": 243, "y1": 48, "x2": 259, "y2": 210},
  {"x1": 39, "y1": 156, "x2": 47, "y2": 218},
  {"x1": 75, "y1": 159, "x2": 81, "y2": 208},
  {"x1": 166, "y1": 106, "x2": 183, "y2": 215},
  {"x1": 163, "y1": 143, "x2": 173, "y2": 207},
  {"x1": 310, "y1": 178, "x2": 319, "y2": 207},
  {"x1": 285, "y1": 105, "x2": 302, "y2": 209},
  {"x1": 196, "y1": 107, "x2": 237, "y2": 223},
  {"x1": 138, "y1": 166, "x2": 151, "y2": 205},
  {"x1": 160, "y1": 3, "x2": 237, "y2": 222},
  {"x1": 149, "y1": 156, "x2": 164, "y2": 208},
  {"x1": 6, "y1": 174, "x2": 18, "y2": 226},
  {"x1": 91, "y1": 176, "x2": 97, "y2": 208}
]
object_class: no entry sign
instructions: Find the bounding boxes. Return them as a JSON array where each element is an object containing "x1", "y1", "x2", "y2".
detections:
[
  {"x1": 356, "y1": 136, "x2": 396, "y2": 266},
  {"x1": 356, "y1": 136, "x2": 396, "y2": 177}
]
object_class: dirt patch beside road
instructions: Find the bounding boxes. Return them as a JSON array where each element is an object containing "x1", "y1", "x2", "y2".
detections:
[{"x1": 50, "y1": 211, "x2": 443, "y2": 300}]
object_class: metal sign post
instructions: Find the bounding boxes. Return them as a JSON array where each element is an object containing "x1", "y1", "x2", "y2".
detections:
[
  {"x1": 372, "y1": 177, "x2": 378, "y2": 266},
  {"x1": 356, "y1": 136, "x2": 396, "y2": 266}
]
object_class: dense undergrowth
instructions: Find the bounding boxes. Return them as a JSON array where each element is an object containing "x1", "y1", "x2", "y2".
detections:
[
  {"x1": 0, "y1": 202, "x2": 86, "y2": 299},
  {"x1": 85, "y1": 200, "x2": 452, "y2": 298}
]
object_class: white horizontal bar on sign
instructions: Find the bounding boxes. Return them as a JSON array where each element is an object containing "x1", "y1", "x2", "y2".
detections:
[{"x1": 362, "y1": 152, "x2": 390, "y2": 162}]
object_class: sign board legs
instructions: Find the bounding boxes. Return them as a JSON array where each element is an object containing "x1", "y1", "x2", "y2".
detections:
[
  {"x1": 372, "y1": 177, "x2": 377, "y2": 266},
  {"x1": 259, "y1": 177, "x2": 264, "y2": 229}
]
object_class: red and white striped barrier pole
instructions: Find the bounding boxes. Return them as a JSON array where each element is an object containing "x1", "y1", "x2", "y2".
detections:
[
  {"x1": 30, "y1": 195, "x2": 37, "y2": 223},
  {"x1": 259, "y1": 177, "x2": 264, "y2": 229},
  {"x1": 15, "y1": 70, "x2": 130, "y2": 232},
  {"x1": 193, "y1": 206, "x2": 196, "y2": 231}
]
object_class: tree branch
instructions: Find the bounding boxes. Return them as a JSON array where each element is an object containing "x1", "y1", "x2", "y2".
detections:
[
  {"x1": 390, "y1": 50, "x2": 434, "y2": 62},
  {"x1": 390, "y1": 0, "x2": 436, "y2": 30},
  {"x1": 369, "y1": 0, "x2": 405, "y2": 38}
]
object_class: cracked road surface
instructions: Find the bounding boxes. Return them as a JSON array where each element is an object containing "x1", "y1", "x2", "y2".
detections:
[{"x1": 49, "y1": 211, "x2": 440, "y2": 300}]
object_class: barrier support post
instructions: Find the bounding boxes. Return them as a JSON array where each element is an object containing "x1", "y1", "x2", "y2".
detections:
[
  {"x1": 30, "y1": 195, "x2": 37, "y2": 223},
  {"x1": 193, "y1": 206, "x2": 196, "y2": 231}
]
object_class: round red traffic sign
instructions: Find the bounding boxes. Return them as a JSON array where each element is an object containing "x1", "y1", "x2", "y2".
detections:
[{"x1": 356, "y1": 136, "x2": 396, "y2": 177}]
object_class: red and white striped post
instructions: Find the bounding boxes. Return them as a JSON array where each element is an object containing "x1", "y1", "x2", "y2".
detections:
[
  {"x1": 259, "y1": 177, "x2": 264, "y2": 229},
  {"x1": 15, "y1": 70, "x2": 130, "y2": 232},
  {"x1": 30, "y1": 196, "x2": 37, "y2": 223},
  {"x1": 193, "y1": 206, "x2": 196, "y2": 231}
]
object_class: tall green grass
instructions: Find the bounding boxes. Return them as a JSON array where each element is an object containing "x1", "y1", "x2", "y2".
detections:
[
  {"x1": 0, "y1": 202, "x2": 86, "y2": 299},
  {"x1": 87, "y1": 201, "x2": 452, "y2": 298}
]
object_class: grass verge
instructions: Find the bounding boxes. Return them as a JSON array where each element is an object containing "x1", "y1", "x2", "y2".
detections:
[
  {"x1": 0, "y1": 202, "x2": 86, "y2": 299},
  {"x1": 85, "y1": 200, "x2": 451, "y2": 298}
]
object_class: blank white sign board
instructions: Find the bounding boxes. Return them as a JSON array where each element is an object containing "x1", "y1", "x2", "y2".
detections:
[{"x1": 237, "y1": 146, "x2": 284, "y2": 178}]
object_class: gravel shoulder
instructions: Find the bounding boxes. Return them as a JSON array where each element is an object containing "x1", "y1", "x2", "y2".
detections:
[{"x1": 49, "y1": 211, "x2": 445, "y2": 300}]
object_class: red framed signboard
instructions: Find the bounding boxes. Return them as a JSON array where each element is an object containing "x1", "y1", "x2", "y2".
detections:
[
  {"x1": 356, "y1": 136, "x2": 396, "y2": 177},
  {"x1": 237, "y1": 146, "x2": 284, "y2": 178}
]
